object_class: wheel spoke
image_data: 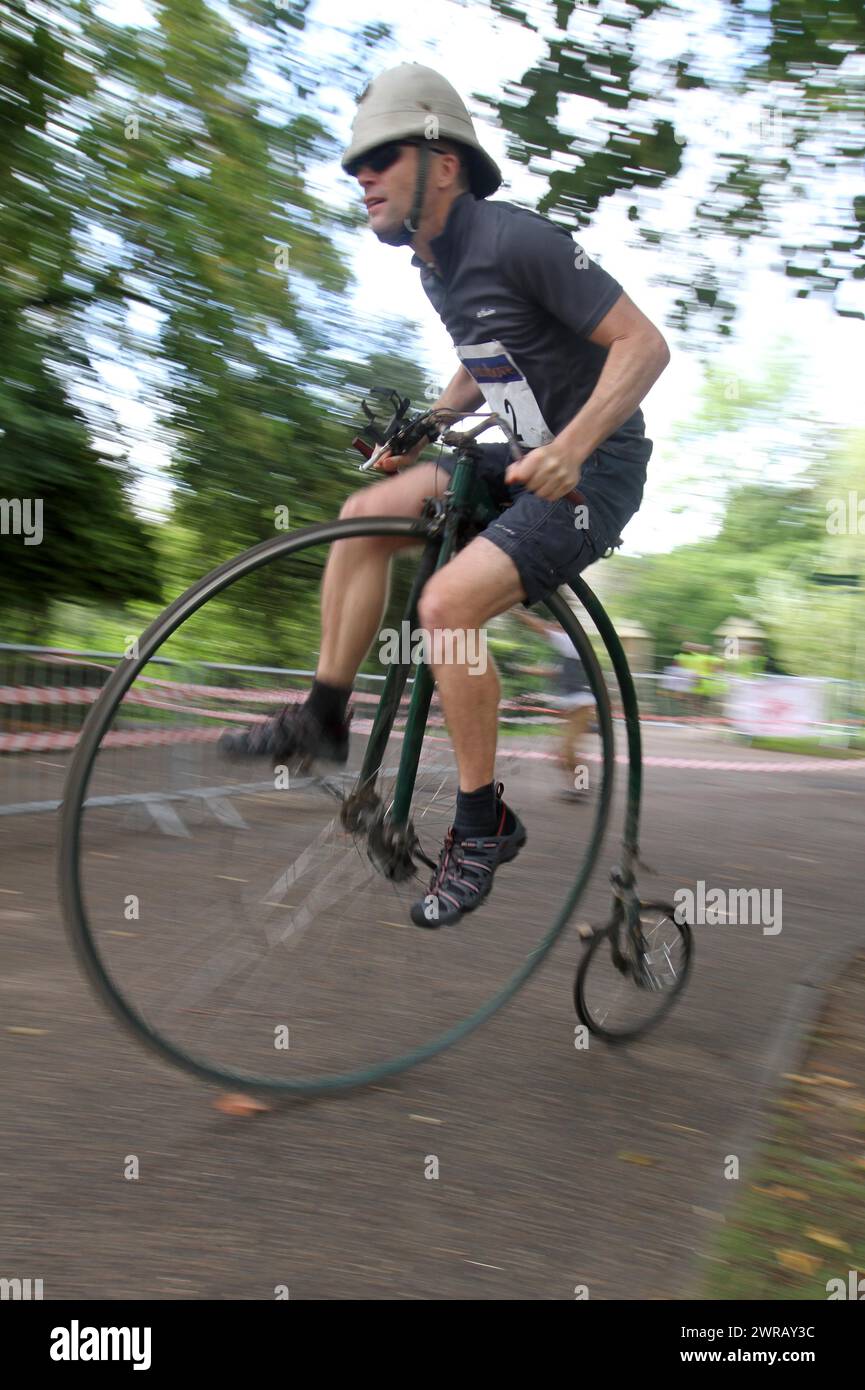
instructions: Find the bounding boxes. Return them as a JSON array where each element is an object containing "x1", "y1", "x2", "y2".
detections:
[{"x1": 575, "y1": 904, "x2": 692, "y2": 1040}]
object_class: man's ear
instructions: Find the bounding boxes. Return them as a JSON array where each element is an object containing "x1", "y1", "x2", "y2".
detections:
[{"x1": 438, "y1": 150, "x2": 463, "y2": 189}]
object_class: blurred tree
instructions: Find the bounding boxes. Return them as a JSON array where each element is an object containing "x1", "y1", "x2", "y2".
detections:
[
  {"x1": 0, "y1": 0, "x2": 161, "y2": 635},
  {"x1": 603, "y1": 437, "x2": 863, "y2": 676},
  {"x1": 482, "y1": 0, "x2": 864, "y2": 339},
  {"x1": 599, "y1": 342, "x2": 848, "y2": 665},
  {"x1": 0, "y1": 0, "x2": 420, "y2": 656},
  {"x1": 757, "y1": 427, "x2": 865, "y2": 680}
]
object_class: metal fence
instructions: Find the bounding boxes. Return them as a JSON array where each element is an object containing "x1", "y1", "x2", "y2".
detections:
[
  {"x1": 0, "y1": 644, "x2": 325, "y2": 820},
  {"x1": 0, "y1": 643, "x2": 460, "y2": 822},
  {"x1": 1, "y1": 643, "x2": 862, "y2": 820}
]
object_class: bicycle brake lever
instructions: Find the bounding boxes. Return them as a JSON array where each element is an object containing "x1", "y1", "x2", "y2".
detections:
[{"x1": 358, "y1": 440, "x2": 393, "y2": 472}]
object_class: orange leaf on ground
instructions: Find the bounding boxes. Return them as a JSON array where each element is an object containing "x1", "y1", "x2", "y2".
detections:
[
  {"x1": 776, "y1": 1250, "x2": 822, "y2": 1275},
  {"x1": 751, "y1": 1185, "x2": 810, "y2": 1201},
  {"x1": 805, "y1": 1229, "x2": 852, "y2": 1253},
  {"x1": 213, "y1": 1093, "x2": 271, "y2": 1116}
]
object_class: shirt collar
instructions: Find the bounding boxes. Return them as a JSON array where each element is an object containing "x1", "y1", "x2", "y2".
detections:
[{"x1": 410, "y1": 191, "x2": 476, "y2": 278}]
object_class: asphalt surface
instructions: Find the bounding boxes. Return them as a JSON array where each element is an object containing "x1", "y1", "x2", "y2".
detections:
[{"x1": 2, "y1": 724, "x2": 863, "y2": 1299}]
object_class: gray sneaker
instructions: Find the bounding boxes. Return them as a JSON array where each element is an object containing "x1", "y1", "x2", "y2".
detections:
[
  {"x1": 410, "y1": 788, "x2": 527, "y2": 928},
  {"x1": 218, "y1": 702, "x2": 351, "y2": 764}
]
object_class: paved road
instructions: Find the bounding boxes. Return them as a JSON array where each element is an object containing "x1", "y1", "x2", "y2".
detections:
[{"x1": 2, "y1": 725, "x2": 863, "y2": 1299}]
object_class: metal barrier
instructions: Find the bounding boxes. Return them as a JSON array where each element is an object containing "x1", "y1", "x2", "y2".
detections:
[
  {"x1": 0, "y1": 643, "x2": 548, "y2": 822},
  {"x1": 1, "y1": 644, "x2": 862, "y2": 821},
  {"x1": 0, "y1": 644, "x2": 368, "y2": 820}
]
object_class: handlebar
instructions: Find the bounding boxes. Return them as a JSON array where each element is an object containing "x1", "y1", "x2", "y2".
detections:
[{"x1": 350, "y1": 390, "x2": 585, "y2": 505}]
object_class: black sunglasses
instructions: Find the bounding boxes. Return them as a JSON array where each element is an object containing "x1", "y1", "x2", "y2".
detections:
[{"x1": 347, "y1": 140, "x2": 446, "y2": 178}]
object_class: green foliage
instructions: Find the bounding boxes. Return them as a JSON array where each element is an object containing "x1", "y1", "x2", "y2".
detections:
[
  {"x1": 603, "y1": 426, "x2": 865, "y2": 677},
  {"x1": 0, "y1": 0, "x2": 409, "y2": 651},
  {"x1": 2, "y1": 0, "x2": 861, "y2": 688},
  {"x1": 0, "y1": 0, "x2": 161, "y2": 632},
  {"x1": 484, "y1": 0, "x2": 864, "y2": 339},
  {"x1": 756, "y1": 429, "x2": 865, "y2": 680}
]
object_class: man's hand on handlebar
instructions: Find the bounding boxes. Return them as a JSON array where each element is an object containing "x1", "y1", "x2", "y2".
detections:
[{"x1": 369, "y1": 433, "x2": 431, "y2": 473}]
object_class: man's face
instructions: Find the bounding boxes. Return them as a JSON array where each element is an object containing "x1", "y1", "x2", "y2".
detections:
[{"x1": 354, "y1": 142, "x2": 419, "y2": 241}]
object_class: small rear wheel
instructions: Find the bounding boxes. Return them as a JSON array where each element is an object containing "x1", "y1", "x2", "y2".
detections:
[{"x1": 574, "y1": 900, "x2": 692, "y2": 1042}]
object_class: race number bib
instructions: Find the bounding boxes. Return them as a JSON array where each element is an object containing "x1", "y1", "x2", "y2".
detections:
[{"x1": 457, "y1": 340, "x2": 554, "y2": 449}]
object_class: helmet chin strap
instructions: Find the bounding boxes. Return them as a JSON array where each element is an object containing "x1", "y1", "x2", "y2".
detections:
[{"x1": 376, "y1": 142, "x2": 430, "y2": 248}]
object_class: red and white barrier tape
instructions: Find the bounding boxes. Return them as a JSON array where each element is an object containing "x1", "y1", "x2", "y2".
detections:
[{"x1": 2, "y1": 724, "x2": 864, "y2": 773}]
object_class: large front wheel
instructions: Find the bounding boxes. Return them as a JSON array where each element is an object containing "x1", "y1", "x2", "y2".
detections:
[{"x1": 59, "y1": 519, "x2": 615, "y2": 1095}]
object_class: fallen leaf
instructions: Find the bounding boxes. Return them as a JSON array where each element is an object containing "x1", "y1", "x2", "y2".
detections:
[
  {"x1": 805, "y1": 1229, "x2": 852, "y2": 1253},
  {"x1": 6, "y1": 1026, "x2": 48, "y2": 1036},
  {"x1": 213, "y1": 1093, "x2": 271, "y2": 1117},
  {"x1": 776, "y1": 1250, "x2": 822, "y2": 1275},
  {"x1": 751, "y1": 1185, "x2": 809, "y2": 1202}
]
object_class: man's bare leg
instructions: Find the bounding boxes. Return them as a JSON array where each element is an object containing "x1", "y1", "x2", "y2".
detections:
[
  {"x1": 416, "y1": 536, "x2": 525, "y2": 792},
  {"x1": 316, "y1": 462, "x2": 449, "y2": 687},
  {"x1": 408, "y1": 536, "x2": 527, "y2": 926},
  {"x1": 219, "y1": 463, "x2": 451, "y2": 760},
  {"x1": 562, "y1": 705, "x2": 593, "y2": 794}
]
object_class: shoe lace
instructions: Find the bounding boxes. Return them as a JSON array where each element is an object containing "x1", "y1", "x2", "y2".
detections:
[
  {"x1": 430, "y1": 829, "x2": 460, "y2": 893},
  {"x1": 428, "y1": 782, "x2": 510, "y2": 891}
]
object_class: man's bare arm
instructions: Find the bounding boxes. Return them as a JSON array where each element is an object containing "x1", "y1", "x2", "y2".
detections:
[
  {"x1": 514, "y1": 608, "x2": 553, "y2": 638},
  {"x1": 556, "y1": 291, "x2": 669, "y2": 462},
  {"x1": 434, "y1": 362, "x2": 485, "y2": 416},
  {"x1": 505, "y1": 292, "x2": 670, "y2": 499}
]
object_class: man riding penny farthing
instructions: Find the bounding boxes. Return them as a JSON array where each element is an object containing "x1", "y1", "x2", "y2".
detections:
[
  {"x1": 60, "y1": 64, "x2": 691, "y2": 1096},
  {"x1": 225, "y1": 62, "x2": 669, "y2": 928}
]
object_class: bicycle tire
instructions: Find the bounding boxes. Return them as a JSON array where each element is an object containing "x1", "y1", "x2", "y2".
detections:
[
  {"x1": 574, "y1": 900, "x2": 693, "y2": 1043},
  {"x1": 59, "y1": 517, "x2": 616, "y2": 1094}
]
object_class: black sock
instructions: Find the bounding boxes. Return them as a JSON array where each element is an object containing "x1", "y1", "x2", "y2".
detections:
[
  {"x1": 454, "y1": 781, "x2": 501, "y2": 840},
  {"x1": 306, "y1": 678, "x2": 351, "y2": 729}
]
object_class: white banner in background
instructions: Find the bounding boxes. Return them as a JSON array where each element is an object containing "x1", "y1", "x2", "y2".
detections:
[{"x1": 726, "y1": 676, "x2": 827, "y2": 738}]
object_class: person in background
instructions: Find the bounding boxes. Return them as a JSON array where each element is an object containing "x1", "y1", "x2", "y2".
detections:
[
  {"x1": 659, "y1": 655, "x2": 690, "y2": 718},
  {"x1": 693, "y1": 644, "x2": 725, "y2": 723},
  {"x1": 676, "y1": 643, "x2": 705, "y2": 720},
  {"x1": 514, "y1": 608, "x2": 596, "y2": 802}
]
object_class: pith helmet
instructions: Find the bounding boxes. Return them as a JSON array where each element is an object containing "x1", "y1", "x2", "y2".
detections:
[{"x1": 342, "y1": 63, "x2": 501, "y2": 198}]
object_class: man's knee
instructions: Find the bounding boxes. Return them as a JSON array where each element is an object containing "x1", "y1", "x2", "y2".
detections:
[
  {"x1": 337, "y1": 481, "x2": 426, "y2": 559},
  {"x1": 418, "y1": 575, "x2": 474, "y2": 632},
  {"x1": 340, "y1": 481, "x2": 414, "y2": 524},
  {"x1": 339, "y1": 488, "x2": 373, "y2": 521},
  {"x1": 340, "y1": 464, "x2": 442, "y2": 523}
]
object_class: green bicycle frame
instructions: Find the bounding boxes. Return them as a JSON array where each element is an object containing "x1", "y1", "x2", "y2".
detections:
[
  {"x1": 355, "y1": 446, "x2": 644, "y2": 871},
  {"x1": 571, "y1": 575, "x2": 643, "y2": 870},
  {"x1": 357, "y1": 449, "x2": 494, "y2": 826}
]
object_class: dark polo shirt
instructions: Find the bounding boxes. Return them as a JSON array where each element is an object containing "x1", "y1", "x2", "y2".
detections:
[{"x1": 411, "y1": 192, "x2": 652, "y2": 466}]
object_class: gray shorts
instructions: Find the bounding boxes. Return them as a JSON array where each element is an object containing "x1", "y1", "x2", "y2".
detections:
[{"x1": 433, "y1": 442, "x2": 649, "y2": 606}]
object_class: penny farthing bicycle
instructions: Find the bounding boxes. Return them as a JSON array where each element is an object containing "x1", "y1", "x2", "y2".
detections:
[{"x1": 59, "y1": 391, "x2": 692, "y2": 1095}]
